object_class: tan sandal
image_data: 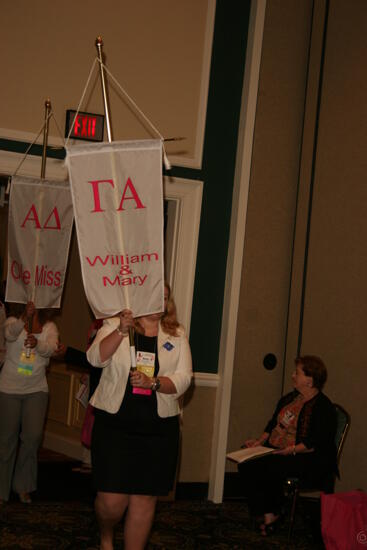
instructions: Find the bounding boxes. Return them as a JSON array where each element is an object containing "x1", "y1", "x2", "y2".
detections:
[
  {"x1": 19, "y1": 492, "x2": 32, "y2": 504},
  {"x1": 260, "y1": 515, "x2": 282, "y2": 536}
]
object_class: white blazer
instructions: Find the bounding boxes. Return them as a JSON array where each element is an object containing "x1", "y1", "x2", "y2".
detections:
[{"x1": 86, "y1": 317, "x2": 193, "y2": 417}]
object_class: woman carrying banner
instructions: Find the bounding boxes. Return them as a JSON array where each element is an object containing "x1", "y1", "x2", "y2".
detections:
[
  {"x1": 0, "y1": 301, "x2": 58, "y2": 504},
  {"x1": 87, "y1": 283, "x2": 192, "y2": 550}
]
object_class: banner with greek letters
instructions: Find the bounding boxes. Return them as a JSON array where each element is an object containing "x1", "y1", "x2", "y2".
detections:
[
  {"x1": 6, "y1": 176, "x2": 74, "y2": 308},
  {"x1": 66, "y1": 139, "x2": 164, "y2": 319}
]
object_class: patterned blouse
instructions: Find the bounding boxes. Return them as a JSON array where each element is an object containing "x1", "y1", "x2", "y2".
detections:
[{"x1": 268, "y1": 394, "x2": 305, "y2": 449}]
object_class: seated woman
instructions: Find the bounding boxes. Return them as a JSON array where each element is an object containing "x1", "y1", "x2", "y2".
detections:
[{"x1": 238, "y1": 355, "x2": 337, "y2": 536}]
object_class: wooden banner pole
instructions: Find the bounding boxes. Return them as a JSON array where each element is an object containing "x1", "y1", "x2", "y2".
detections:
[
  {"x1": 95, "y1": 37, "x2": 113, "y2": 142},
  {"x1": 41, "y1": 99, "x2": 51, "y2": 179},
  {"x1": 95, "y1": 36, "x2": 136, "y2": 368}
]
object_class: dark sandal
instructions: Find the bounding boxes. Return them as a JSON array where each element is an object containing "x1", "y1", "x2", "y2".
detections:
[{"x1": 260, "y1": 516, "x2": 282, "y2": 536}]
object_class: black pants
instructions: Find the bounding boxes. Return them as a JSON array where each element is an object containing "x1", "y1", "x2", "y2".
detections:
[{"x1": 238, "y1": 453, "x2": 330, "y2": 516}]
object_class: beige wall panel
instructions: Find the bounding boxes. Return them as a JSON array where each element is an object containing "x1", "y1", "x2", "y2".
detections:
[
  {"x1": 1, "y1": 0, "x2": 213, "y2": 165},
  {"x1": 283, "y1": 0, "x2": 328, "y2": 373},
  {"x1": 46, "y1": 363, "x2": 86, "y2": 433},
  {"x1": 179, "y1": 386, "x2": 216, "y2": 482},
  {"x1": 290, "y1": 1, "x2": 367, "y2": 491},
  {"x1": 44, "y1": 418, "x2": 82, "y2": 443},
  {"x1": 227, "y1": 1, "x2": 313, "y2": 458},
  {"x1": 47, "y1": 369, "x2": 73, "y2": 425}
]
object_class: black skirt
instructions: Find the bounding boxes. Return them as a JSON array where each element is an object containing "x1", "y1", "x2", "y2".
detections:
[{"x1": 91, "y1": 334, "x2": 180, "y2": 496}]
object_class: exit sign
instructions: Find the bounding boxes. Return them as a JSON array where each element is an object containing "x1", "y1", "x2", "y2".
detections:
[{"x1": 65, "y1": 110, "x2": 104, "y2": 142}]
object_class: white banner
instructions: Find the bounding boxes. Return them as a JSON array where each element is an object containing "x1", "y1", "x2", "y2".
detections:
[
  {"x1": 6, "y1": 176, "x2": 74, "y2": 308},
  {"x1": 66, "y1": 139, "x2": 164, "y2": 319}
]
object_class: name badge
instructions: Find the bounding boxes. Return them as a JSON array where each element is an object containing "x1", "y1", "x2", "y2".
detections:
[
  {"x1": 18, "y1": 350, "x2": 36, "y2": 376},
  {"x1": 281, "y1": 410, "x2": 295, "y2": 427},
  {"x1": 133, "y1": 351, "x2": 155, "y2": 395}
]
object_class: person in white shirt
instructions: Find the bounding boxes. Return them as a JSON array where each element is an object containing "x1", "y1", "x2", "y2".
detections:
[{"x1": 0, "y1": 301, "x2": 58, "y2": 504}]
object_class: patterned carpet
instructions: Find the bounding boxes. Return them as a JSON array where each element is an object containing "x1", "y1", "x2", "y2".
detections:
[
  {"x1": 0, "y1": 451, "x2": 325, "y2": 549},
  {"x1": 0, "y1": 498, "x2": 325, "y2": 549}
]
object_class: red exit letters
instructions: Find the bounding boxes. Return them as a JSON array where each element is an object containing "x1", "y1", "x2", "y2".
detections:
[{"x1": 73, "y1": 114, "x2": 96, "y2": 138}]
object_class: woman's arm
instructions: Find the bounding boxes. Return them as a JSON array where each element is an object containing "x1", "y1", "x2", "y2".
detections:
[
  {"x1": 4, "y1": 317, "x2": 25, "y2": 341},
  {"x1": 87, "y1": 313, "x2": 131, "y2": 367},
  {"x1": 130, "y1": 327, "x2": 193, "y2": 395},
  {"x1": 243, "y1": 393, "x2": 296, "y2": 448},
  {"x1": 130, "y1": 370, "x2": 178, "y2": 394},
  {"x1": 243, "y1": 432, "x2": 270, "y2": 448},
  {"x1": 53, "y1": 344, "x2": 92, "y2": 370},
  {"x1": 34, "y1": 322, "x2": 59, "y2": 357},
  {"x1": 99, "y1": 329, "x2": 128, "y2": 363},
  {"x1": 98, "y1": 310, "x2": 133, "y2": 363},
  {"x1": 273, "y1": 442, "x2": 311, "y2": 456},
  {"x1": 301, "y1": 396, "x2": 336, "y2": 452},
  {"x1": 160, "y1": 330, "x2": 193, "y2": 396}
]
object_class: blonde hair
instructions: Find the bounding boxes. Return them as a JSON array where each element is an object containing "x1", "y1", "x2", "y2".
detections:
[
  {"x1": 160, "y1": 283, "x2": 179, "y2": 336},
  {"x1": 135, "y1": 282, "x2": 179, "y2": 337}
]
